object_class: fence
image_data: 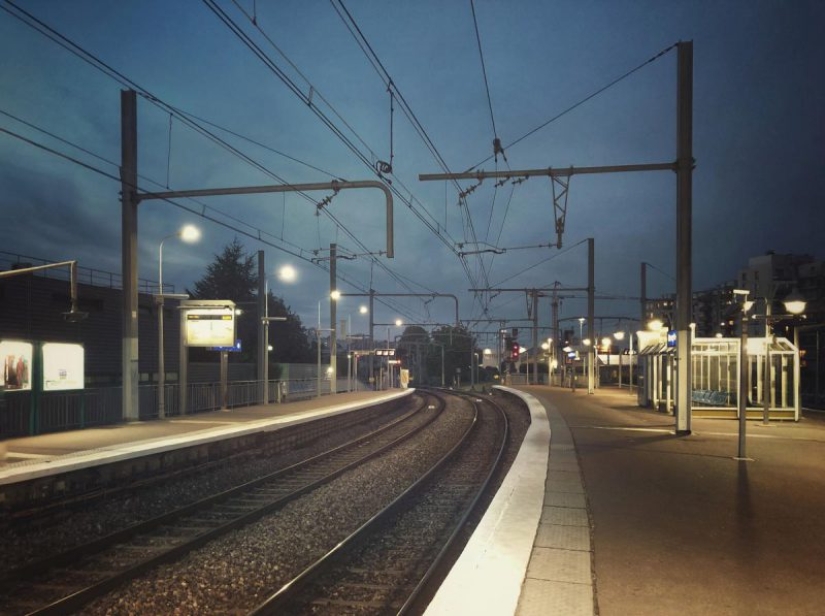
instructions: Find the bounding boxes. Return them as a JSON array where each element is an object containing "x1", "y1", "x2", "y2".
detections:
[{"x1": 0, "y1": 377, "x2": 365, "y2": 439}]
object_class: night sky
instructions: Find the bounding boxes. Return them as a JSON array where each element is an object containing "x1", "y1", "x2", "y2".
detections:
[{"x1": 1, "y1": 1, "x2": 822, "y2": 343}]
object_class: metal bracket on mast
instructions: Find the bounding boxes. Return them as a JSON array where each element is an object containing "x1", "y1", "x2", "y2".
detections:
[{"x1": 550, "y1": 173, "x2": 571, "y2": 249}]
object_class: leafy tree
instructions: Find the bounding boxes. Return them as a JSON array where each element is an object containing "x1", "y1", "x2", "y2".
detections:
[
  {"x1": 189, "y1": 238, "x2": 256, "y2": 302},
  {"x1": 428, "y1": 325, "x2": 476, "y2": 386},
  {"x1": 397, "y1": 326, "x2": 430, "y2": 384},
  {"x1": 187, "y1": 238, "x2": 312, "y2": 366}
]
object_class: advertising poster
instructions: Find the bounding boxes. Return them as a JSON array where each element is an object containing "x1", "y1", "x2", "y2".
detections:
[
  {"x1": 0, "y1": 340, "x2": 33, "y2": 391},
  {"x1": 42, "y1": 342, "x2": 85, "y2": 391}
]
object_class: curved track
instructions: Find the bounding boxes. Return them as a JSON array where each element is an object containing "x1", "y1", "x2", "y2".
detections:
[
  {"x1": 248, "y1": 390, "x2": 509, "y2": 616},
  {"x1": 0, "y1": 393, "x2": 444, "y2": 616}
]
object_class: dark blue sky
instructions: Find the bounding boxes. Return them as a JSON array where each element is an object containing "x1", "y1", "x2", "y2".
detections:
[{"x1": 1, "y1": 1, "x2": 822, "y2": 342}]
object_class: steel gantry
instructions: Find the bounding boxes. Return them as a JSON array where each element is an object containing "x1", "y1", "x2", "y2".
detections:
[
  {"x1": 421, "y1": 42, "x2": 694, "y2": 434},
  {"x1": 119, "y1": 89, "x2": 395, "y2": 420}
]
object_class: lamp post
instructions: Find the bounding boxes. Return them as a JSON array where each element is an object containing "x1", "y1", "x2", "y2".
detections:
[
  {"x1": 157, "y1": 224, "x2": 200, "y2": 419},
  {"x1": 734, "y1": 289, "x2": 751, "y2": 459},
  {"x1": 614, "y1": 331, "x2": 625, "y2": 388}
]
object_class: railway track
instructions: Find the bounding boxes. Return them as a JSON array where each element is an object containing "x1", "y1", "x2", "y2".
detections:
[
  {"x1": 0, "y1": 393, "x2": 445, "y2": 616},
  {"x1": 248, "y1": 391, "x2": 509, "y2": 615}
]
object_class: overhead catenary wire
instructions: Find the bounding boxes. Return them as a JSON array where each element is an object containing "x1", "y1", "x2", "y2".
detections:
[
  {"x1": 4, "y1": 1, "x2": 431, "y2": 320},
  {"x1": 328, "y1": 0, "x2": 490, "y2": 287},
  {"x1": 1, "y1": 120, "x2": 429, "y2": 321},
  {"x1": 469, "y1": 0, "x2": 505, "y2": 164},
  {"x1": 465, "y1": 42, "x2": 678, "y2": 172}
]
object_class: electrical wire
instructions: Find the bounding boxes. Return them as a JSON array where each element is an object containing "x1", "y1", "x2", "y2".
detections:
[
  {"x1": 470, "y1": 0, "x2": 498, "y2": 145},
  {"x1": 464, "y1": 43, "x2": 679, "y2": 172},
  {"x1": 4, "y1": 1, "x2": 431, "y2": 317}
]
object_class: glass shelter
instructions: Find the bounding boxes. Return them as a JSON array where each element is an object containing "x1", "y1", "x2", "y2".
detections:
[{"x1": 638, "y1": 334, "x2": 801, "y2": 421}]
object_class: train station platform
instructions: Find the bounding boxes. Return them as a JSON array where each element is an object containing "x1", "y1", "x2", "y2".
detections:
[
  {"x1": 0, "y1": 389, "x2": 411, "y2": 486},
  {"x1": 4, "y1": 385, "x2": 824, "y2": 614},
  {"x1": 427, "y1": 385, "x2": 825, "y2": 616}
]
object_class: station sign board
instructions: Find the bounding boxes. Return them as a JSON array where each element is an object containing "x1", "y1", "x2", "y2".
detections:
[
  {"x1": 375, "y1": 349, "x2": 395, "y2": 356},
  {"x1": 181, "y1": 300, "x2": 236, "y2": 348}
]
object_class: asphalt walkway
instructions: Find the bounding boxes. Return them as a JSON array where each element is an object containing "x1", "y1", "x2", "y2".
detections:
[{"x1": 521, "y1": 385, "x2": 825, "y2": 616}]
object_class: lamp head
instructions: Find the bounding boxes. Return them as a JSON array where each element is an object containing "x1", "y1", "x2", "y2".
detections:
[
  {"x1": 783, "y1": 288, "x2": 806, "y2": 315},
  {"x1": 179, "y1": 224, "x2": 201, "y2": 243}
]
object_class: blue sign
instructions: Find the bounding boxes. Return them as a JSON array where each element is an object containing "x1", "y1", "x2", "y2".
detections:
[
  {"x1": 667, "y1": 330, "x2": 677, "y2": 347},
  {"x1": 211, "y1": 339, "x2": 242, "y2": 353}
]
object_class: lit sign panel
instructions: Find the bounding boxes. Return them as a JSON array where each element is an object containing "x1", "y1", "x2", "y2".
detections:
[
  {"x1": 1, "y1": 340, "x2": 33, "y2": 391},
  {"x1": 185, "y1": 307, "x2": 236, "y2": 347},
  {"x1": 667, "y1": 330, "x2": 677, "y2": 348},
  {"x1": 43, "y1": 342, "x2": 85, "y2": 391}
]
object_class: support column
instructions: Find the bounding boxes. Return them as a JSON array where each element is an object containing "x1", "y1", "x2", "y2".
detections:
[
  {"x1": 120, "y1": 89, "x2": 139, "y2": 421},
  {"x1": 257, "y1": 251, "x2": 267, "y2": 404},
  {"x1": 532, "y1": 290, "x2": 539, "y2": 386},
  {"x1": 369, "y1": 289, "x2": 375, "y2": 389},
  {"x1": 329, "y1": 243, "x2": 337, "y2": 395},
  {"x1": 675, "y1": 40, "x2": 694, "y2": 434},
  {"x1": 587, "y1": 238, "x2": 595, "y2": 394}
]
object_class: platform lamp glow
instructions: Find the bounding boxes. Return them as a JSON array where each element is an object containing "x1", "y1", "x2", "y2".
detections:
[
  {"x1": 157, "y1": 224, "x2": 200, "y2": 419},
  {"x1": 614, "y1": 330, "x2": 625, "y2": 388}
]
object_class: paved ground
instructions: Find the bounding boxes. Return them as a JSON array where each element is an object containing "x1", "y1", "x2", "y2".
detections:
[{"x1": 521, "y1": 385, "x2": 825, "y2": 616}]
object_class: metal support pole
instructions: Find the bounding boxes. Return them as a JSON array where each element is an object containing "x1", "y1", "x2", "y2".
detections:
[
  {"x1": 675, "y1": 40, "x2": 694, "y2": 435},
  {"x1": 157, "y1": 241, "x2": 166, "y2": 419},
  {"x1": 532, "y1": 290, "x2": 539, "y2": 386},
  {"x1": 587, "y1": 238, "x2": 595, "y2": 394},
  {"x1": 316, "y1": 328, "x2": 322, "y2": 398},
  {"x1": 120, "y1": 89, "x2": 139, "y2": 421},
  {"x1": 179, "y1": 308, "x2": 188, "y2": 415},
  {"x1": 629, "y1": 330, "x2": 635, "y2": 394},
  {"x1": 763, "y1": 301, "x2": 772, "y2": 425},
  {"x1": 641, "y1": 262, "x2": 647, "y2": 328},
  {"x1": 737, "y1": 315, "x2": 749, "y2": 459},
  {"x1": 369, "y1": 289, "x2": 375, "y2": 389},
  {"x1": 257, "y1": 251, "x2": 267, "y2": 404},
  {"x1": 329, "y1": 243, "x2": 337, "y2": 396},
  {"x1": 220, "y1": 350, "x2": 229, "y2": 410}
]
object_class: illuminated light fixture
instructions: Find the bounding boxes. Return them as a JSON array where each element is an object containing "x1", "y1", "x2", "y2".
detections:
[
  {"x1": 647, "y1": 319, "x2": 664, "y2": 332},
  {"x1": 330, "y1": 289, "x2": 341, "y2": 300},
  {"x1": 614, "y1": 331, "x2": 625, "y2": 341},
  {"x1": 278, "y1": 264, "x2": 297, "y2": 282},
  {"x1": 783, "y1": 288, "x2": 807, "y2": 315}
]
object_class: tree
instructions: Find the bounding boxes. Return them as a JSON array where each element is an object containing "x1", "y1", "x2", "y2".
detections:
[
  {"x1": 187, "y1": 238, "x2": 312, "y2": 366},
  {"x1": 428, "y1": 325, "x2": 476, "y2": 386},
  {"x1": 188, "y1": 238, "x2": 256, "y2": 302},
  {"x1": 397, "y1": 326, "x2": 430, "y2": 384}
]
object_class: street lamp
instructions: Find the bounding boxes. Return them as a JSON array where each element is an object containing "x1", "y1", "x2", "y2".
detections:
[
  {"x1": 157, "y1": 224, "x2": 200, "y2": 419},
  {"x1": 260, "y1": 265, "x2": 294, "y2": 404},
  {"x1": 733, "y1": 289, "x2": 751, "y2": 459},
  {"x1": 613, "y1": 331, "x2": 625, "y2": 388},
  {"x1": 385, "y1": 319, "x2": 403, "y2": 388}
]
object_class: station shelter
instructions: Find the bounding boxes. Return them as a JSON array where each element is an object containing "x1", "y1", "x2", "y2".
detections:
[{"x1": 636, "y1": 330, "x2": 802, "y2": 421}]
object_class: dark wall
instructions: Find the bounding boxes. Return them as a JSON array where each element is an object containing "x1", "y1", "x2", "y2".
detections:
[{"x1": 0, "y1": 275, "x2": 180, "y2": 384}]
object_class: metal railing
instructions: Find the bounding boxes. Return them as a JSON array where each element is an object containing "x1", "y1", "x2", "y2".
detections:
[{"x1": 1, "y1": 377, "x2": 370, "y2": 439}]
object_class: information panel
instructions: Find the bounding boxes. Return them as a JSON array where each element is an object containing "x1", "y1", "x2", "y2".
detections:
[
  {"x1": 1, "y1": 340, "x2": 33, "y2": 391},
  {"x1": 42, "y1": 342, "x2": 85, "y2": 391},
  {"x1": 185, "y1": 307, "x2": 236, "y2": 347}
]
